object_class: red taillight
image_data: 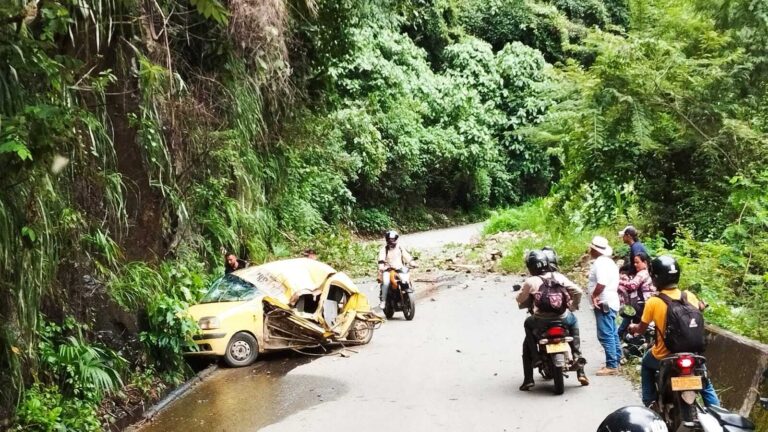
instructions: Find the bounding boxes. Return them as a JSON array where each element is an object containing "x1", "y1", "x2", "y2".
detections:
[
  {"x1": 546, "y1": 327, "x2": 566, "y2": 338},
  {"x1": 677, "y1": 355, "x2": 695, "y2": 375}
]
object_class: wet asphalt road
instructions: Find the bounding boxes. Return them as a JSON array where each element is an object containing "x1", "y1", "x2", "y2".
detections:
[{"x1": 133, "y1": 224, "x2": 641, "y2": 432}]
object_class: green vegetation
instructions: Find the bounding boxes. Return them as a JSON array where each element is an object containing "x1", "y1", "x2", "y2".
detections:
[
  {"x1": 483, "y1": 199, "x2": 630, "y2": 274},
  {"x1": 1, "y1": 0, "x2": 767, "y2": 427},
  {"x1": 485, "y1": 193, "x2": 766, "y2": 343}
]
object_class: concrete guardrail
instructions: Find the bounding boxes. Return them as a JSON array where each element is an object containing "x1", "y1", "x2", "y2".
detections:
[{"x1": 705, "y1": 325, "x2": 767, "y2": 429}]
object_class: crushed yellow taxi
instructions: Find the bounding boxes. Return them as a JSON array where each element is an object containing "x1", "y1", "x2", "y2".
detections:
[{"x1": 184, "y1": 258, "x2": 383, "y2": 367}]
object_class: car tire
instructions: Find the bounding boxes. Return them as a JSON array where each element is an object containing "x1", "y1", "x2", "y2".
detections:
[
  {"x1": 348, "y1": 319, "x2": 374, "y2": 345},
  {"x1": 223, "y1": 332, "x2": 258, "y2": 367}
]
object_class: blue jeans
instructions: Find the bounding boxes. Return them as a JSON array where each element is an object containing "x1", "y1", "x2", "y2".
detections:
[
  {"x1": 641, "y1": 351, "x2": 720, "y2": 407},
  {"x1": 380, "y1": 273, "x2": 392, "y2": 302},
  {"x1": 594, "y1": 308, "x2": 622, "y2": 368}
]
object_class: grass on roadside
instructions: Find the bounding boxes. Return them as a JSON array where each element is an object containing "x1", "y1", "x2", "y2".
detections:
[{"x1": 484, "y1": 199, "x2": 620, "y2": 275}]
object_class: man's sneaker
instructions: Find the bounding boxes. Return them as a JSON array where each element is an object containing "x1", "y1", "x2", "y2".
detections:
[
  {"x1": 595, "y1": 367, "x2": 619, "y2": 376},
  {"x1": 378, "y1": 301, "x2": 386, "y2": 310},
  {"x1": 577, "y1": 370, "x2": 590, "y2": 386},
  {"x1": 518, "y1": 381, "x2": 535, "y2": 391}
]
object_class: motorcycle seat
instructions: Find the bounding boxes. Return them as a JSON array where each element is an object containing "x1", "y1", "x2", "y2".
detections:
[{"x1": 707, "y1": 405, "x2": 755, "y2": 429}]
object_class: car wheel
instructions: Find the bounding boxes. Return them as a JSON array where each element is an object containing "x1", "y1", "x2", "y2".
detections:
[
  {"x1": 224, "y1": 332, "x2": 258, "y2": 367},
  {"x1": 348, "y1": 319, "x2": 374, "y2": 345}
]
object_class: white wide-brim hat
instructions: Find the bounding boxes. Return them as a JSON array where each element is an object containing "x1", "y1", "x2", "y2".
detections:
[{"x1": 590, "y1": 235, "x2": 613, "y2": 256}]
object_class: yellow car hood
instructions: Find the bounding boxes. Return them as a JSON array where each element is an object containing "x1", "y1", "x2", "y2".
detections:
[{"x1": 187, "y1": 300, "x2": 256, "y2": 321}]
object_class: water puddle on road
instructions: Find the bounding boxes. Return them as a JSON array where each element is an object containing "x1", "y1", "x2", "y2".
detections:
[{"x1": 134, "y1": 353, "x2": 348, "y2": 432}]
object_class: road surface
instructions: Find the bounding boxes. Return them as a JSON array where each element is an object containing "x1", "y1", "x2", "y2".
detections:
[{"x1": 133, "y1": 224, "x2": 641, "y2": 432}]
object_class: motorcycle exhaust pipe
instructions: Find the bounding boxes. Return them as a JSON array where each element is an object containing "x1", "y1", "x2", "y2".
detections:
[{"x1": 575, "y1": 357, "x2": 587, "y2": 367}]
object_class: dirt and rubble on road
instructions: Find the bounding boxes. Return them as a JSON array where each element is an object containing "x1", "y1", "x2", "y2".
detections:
[{"x1": 416, "y1": 230, "x2": 538, "y2": 274}]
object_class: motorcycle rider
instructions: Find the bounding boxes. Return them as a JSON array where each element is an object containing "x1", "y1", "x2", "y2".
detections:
[
  {"x1": 596, "y1": 406, "x2": 668, "y2": 432},
  {"x1": 377, "y1": 230, "x2": 414, "y2": 310},
  {"x1": 628, "y1": 255, "x2": 720, "y2": 409},
  {"x1": 516, "y1": 249, "x2": 588, "y2": 390}
]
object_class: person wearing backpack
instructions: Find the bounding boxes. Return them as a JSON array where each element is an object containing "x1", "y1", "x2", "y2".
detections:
[
  {"x1": 628, "y1": 255, "x2": 720, "y2": 408},
  {"x1": 516, "y1": 249, "x2": 588, "y2": 390}
]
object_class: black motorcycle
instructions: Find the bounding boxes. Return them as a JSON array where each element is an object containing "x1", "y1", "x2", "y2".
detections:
[
  {"x1": 535, "y1": 320, "x2": 586, "y2": 395},
  {"x1": 651, "y1": 353, "x2": 757, "y2": 431},
  {"x1": 619, "y1": 304, "x2": 655, "y2": 360},
  {"x1": 382, "y1": 267, "x2": 415, "y2": 320}
]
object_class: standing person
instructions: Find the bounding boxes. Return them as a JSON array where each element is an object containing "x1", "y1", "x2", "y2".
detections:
[
  {"x1": 587, "y1": 236, "x2": 622, "y2": 376},
  {"x1": 224, "y1": 253, "x2": 248, "y2": 274},
  {"x1": 377, "y1": 230, "x2": 413, "y2": 310},
  {"x1": 628, "y1": 255, "x2": 720, "y2": 408},
  {"x1": 517, "y1": 249, "x2": 588, "y2": 390},
  {"x1": 617, "y1": 252, "x2": 655, "y2": 338},
  {"x1": 619, "y1": 225, "x2": 649, "y2": 276}
]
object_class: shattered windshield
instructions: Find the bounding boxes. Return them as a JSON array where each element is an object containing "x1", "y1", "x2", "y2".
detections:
[{"x1": 200, "y1": 274, "x2": 262, "y2": 303}]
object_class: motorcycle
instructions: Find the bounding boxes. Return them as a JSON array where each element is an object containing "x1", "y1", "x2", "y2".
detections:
[
  {"x1": 381, "y1": 266, "x2": 416, "y2": 320},
  {"x1": 534, "y1": 320, "x2": 587, "y2": 395},
  {"x1": 619, "y1": 304, "x2": 655, "y2": 360},
  {"x1": 650, "y1": 353, "x2": 758, "y2": 432}
]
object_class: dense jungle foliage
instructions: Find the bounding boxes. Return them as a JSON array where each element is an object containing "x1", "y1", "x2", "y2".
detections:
[{"x1": 1, "y1": 0, "x2": 766, "y2": 428}]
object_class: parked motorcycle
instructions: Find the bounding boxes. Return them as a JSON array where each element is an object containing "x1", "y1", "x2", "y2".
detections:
[
  {"x1": 382, "y1": 267, "x2": 415, "y2": 320},
  {"x1": 650, "y1": 353, "x2": 758, "y2": 431},
  {"x1": 620, "y1": 306, "x2": 654, "y2": 359},
  {"x1": 535, "y1": 320, "x2": 587, "y2": 395}
]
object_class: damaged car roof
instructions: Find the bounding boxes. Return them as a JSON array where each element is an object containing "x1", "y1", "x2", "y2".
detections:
[{"x1": 231, "y1": 258, "x2": 359, "y2": 305}]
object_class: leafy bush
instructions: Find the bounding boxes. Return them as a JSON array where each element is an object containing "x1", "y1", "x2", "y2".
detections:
[
  {"x1": 549, "y1": 0, "x2": 609, "y2": 26},
  {"x1": 13, "y1": 384, "x2": 101, "y2": 432},
  {"x1": 38, "y1": 318, "x2": 125, "y2": 402},
  {"x1": 302, "y1": 228, "x2": 379, "y2": 278},
  {"x1": 486, "y1": 199, "x2": 618, "y2": 273},
  {"x1": 352, "y1": 208, "x2": 393, "y2": 234},
  {"x1": 134, "y1": 262, "x2": 207, "y2": 378},
  {"x1": 457, "y1": 0, "x2": 570, "y2": 61}
]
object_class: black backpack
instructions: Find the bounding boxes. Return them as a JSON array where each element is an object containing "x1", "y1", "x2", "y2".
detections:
[
  {"x1": 658, "y1": 292, "x2": 706, "y2": 353},
  {"x1": 534, "y1": 276, "x2": 570, "y2": 315}
]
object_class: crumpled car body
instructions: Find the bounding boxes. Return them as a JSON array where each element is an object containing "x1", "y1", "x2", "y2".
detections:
[{"x1": 184, "y1": 258, "x2": 382, "y2": 367}]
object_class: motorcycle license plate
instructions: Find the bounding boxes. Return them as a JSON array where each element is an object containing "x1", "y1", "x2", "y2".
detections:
[
  {"x1": 545, "y1": 342, "x2": 568, "y2": 353},
  {"x1": 671, "y1": 376, "x2": 703, "y2": 391}
]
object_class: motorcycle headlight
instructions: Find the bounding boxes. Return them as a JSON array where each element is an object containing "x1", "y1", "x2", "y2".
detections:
[{"x1": 198, "y1": 316, "x2": 220, "y2": 330}]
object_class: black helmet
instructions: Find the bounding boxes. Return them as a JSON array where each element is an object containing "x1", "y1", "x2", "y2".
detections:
[
  {"x1": 597, "y1": 406, "x2": 667, "y2": 432},
  {"x1": 384, "y1": 230, "x2": 399, "y2": 247},
  {"x1": 525, "y1": 250, "x2": 549, "y2": 276},
  {"x1": 542, "y1": 246, "x2": 559, "y2": 272},
  {"x1": 650, "y1": 255, "x2": 680, "y2": 289}
]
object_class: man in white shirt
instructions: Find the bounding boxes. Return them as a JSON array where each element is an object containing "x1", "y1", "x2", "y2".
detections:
[{"x1": 587, "y1": 236, "x2": 622, "y2": 376}]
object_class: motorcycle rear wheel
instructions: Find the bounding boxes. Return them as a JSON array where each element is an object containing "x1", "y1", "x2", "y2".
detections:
[
  {"x1": 402, "y1": 293, "x2": 415, "y2": 321},
  {"x1": 670, "y1": 396, "x2": 697, "y2": 429},
  {"x1": 552, "y1": 367, "x2": 565, "y2": 395}
]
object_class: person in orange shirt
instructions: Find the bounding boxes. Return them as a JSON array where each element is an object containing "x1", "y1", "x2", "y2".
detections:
[{"x1": 628, "y1": 256, "x2": 720, "y2": 408}]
